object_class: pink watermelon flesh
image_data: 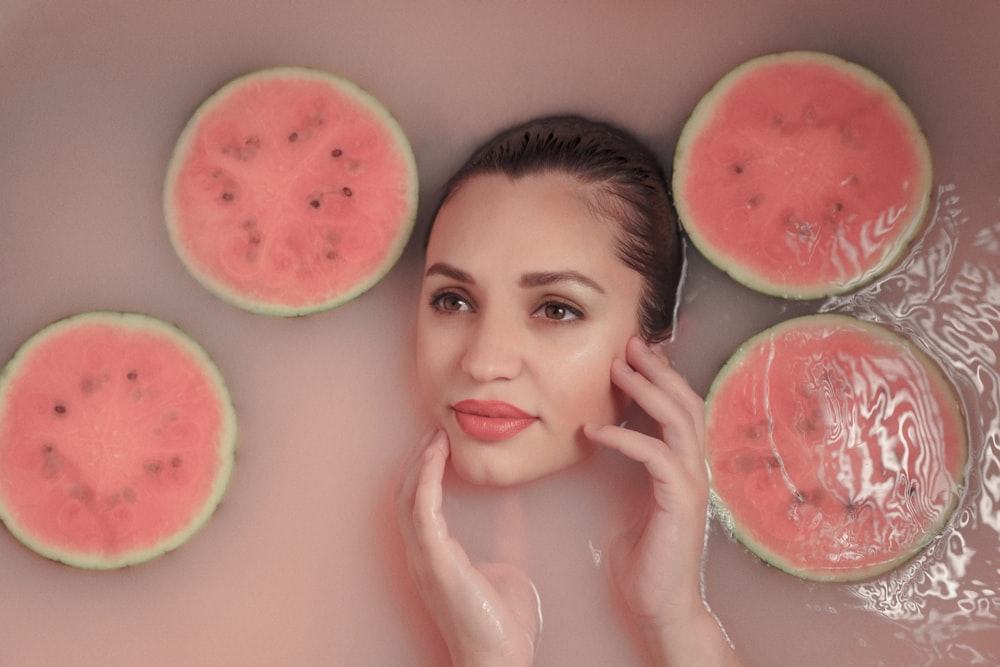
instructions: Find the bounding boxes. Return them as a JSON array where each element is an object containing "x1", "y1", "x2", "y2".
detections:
[
  {"x1": 0, "y1": 312, "x2": 236, "y2": 569},
  {"x1": 673, "y1": 51, "x2": 932, "y2": 299},
  {"x1": 165, "y1": 67, "x2": 418, "y2": 316},
  {"x1": 706, "y1": 314, "x2": 966, "y2": 581}
]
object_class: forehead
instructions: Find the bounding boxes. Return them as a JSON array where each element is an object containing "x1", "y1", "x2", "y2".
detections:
[{"x1": 427, "y1": 172, "x2": 622, "y2": 265}]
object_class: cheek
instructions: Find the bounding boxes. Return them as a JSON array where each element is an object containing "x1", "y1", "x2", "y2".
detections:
[
  {"x1": 414, "y1": 314, "x2": 451, "y2": 404},
  {"x1": 551, "y1": 340, "x2": 630, "y2": 425}
]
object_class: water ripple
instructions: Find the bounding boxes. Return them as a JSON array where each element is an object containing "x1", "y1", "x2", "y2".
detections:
[{"x1": 821, "y1": 183, "x2": 1000, "y2": 661}]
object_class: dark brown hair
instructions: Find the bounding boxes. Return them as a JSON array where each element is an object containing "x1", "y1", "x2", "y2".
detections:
[{"x1": 427, "y1": 115, "x2": 683, "y2": 342}]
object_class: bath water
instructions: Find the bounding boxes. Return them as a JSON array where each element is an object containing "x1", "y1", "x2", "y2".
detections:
[{"x1": 0, "y1": 1, "x2": 998, "y2": 665}]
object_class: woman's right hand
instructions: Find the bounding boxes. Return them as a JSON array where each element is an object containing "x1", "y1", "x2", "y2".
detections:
[{"x1": 395, "y1": 428, "x2": 541, "y2": 667}]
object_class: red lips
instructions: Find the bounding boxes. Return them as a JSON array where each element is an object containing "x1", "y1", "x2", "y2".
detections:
[{"x1": 452, "y1": 399, "x2": 537, "y2": 441}]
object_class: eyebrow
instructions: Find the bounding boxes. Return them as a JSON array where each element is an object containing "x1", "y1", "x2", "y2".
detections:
[
  {"x1": 519, "y1": 270, "x2": 606, "y2": 294},
  {"x1": 425, "y1": 262, "x2": 475, "y2": 284},
  {"x1": 424, "y1": 262, "x2": 605, "y2": 294}
]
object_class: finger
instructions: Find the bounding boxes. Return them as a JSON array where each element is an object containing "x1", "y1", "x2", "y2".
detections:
[
  {"x1": 610, "y1": 355, "x2": 705, "y2": 472},
  {"x1": 583, "y1": 422, "x2": 691, "y2": 491},
  {"x1": 626, "y1": 338, "x2": 706, "y2": 444},
  {"x1": 396, "y1": 429, "x2": 447, "y2": 552},
  {"x1": 396, "y1": 427, "x2": 438, "y2": 513},
  {"x1": 410, "y1": 429, "x2": 450, "y2": 544}
]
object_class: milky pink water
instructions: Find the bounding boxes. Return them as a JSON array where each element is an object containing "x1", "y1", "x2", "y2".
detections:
[{"x1": 1, "y1": 2, "x2": 998, "y2": 665}]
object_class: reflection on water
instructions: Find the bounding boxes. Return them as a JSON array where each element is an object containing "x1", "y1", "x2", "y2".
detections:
[{"x1": 821, "y1": 184, "x2": 1000, "y2": 662}]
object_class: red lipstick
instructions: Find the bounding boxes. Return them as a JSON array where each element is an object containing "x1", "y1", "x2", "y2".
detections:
[{"x1": 452, "y1": 400, "x2": 537, "y2": 441}]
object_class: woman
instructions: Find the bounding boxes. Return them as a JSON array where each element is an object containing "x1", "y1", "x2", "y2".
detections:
[{"x1": 396, "y1": 115, "x2": 741, "y2": 666}]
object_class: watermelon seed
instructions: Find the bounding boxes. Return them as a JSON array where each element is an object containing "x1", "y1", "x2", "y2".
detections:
[
  {"x1": 331, "y1": 148, "x2": 343, "y2": 157},
  {"x1": 145, "y1": 460, "x2": 162, "y2": 474},
  {"x1": 793, "y1": 490, "x2": 806, "y2": 504},
  {"x1": 41, "y1": 443, "x2": 60, "y2": 477},
  {"x1": 342, "y1": 187, "x2": 353, "y2": 197},
  {"x1": 53, "y1": 403, "x2": 67, "y2": 415},
  {"x1": 746, "y1": 194, "x2": 763, "y2": 209},
  {"x1": 326, "y1": 251, "x2": 338, "y2": 261},
  {"x1": 733, "y1": 163, "x2": 745, "y2": 175},
  {"x1": 126, "y1": 370, "x2": 138, "y2": 381},
  {"x1": 288, "y1": 132, "x2": 299, "y2": 142},
  {"x1": 309, "y1": 199, "x2": 322, "y2": 209},
  {"x1": 81, "y1": 376, "x2": 98, "y2": 393},
  {"x1": 171, "y1": 456, "x2": 183, "y2": 468},
  {"x1": 69, "y1": 484, "x2": 93, "y2": 503},
  {"x1": 221, "y1": 192, "x2": 235, "y2": 202}
]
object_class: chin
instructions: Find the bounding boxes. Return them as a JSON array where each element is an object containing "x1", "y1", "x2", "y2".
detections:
[{"x1": 449, "y1": 435, "x2": 596, "y2": 488}]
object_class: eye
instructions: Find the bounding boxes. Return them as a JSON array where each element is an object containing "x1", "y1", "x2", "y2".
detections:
[
  {"x1": 533, "y1": 301, "x2": 583, "y2": 322},
  {"x1": 429, "y1": 291, "x2": 473, "y2": 314}
]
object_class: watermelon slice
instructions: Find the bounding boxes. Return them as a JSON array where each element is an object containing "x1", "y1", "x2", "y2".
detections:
[
  {"x1": 705, "y1": 314, "x2": 967, "y2": 581},
  {"x1": 164, "y1": 67, "x2": 418, "y2": 316},
  {"x1": 673, "y1": 51, "x2": 933, "y2": 299},
  {"x1": 0, "y1": 312, "x2": 237, "y2": 569}
]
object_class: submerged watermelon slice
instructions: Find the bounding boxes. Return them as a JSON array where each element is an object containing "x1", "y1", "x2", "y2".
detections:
[
  {"x1": 673, "y1": 51, "x2": 932, "y2": 299},
  {"x1": 705, "y1": 314, "x2": 966, "y2": 581},
  {"x1": 164, "y1": 67, "x2": 418, "y2": 316},
  {"x1": 0, "y1": 312, "x2": 237, "y2": 569}
]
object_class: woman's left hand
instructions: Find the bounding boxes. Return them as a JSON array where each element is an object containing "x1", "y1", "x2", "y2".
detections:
[{"x1": 585, "y1": 337, "x2": 740, "y2": 666}]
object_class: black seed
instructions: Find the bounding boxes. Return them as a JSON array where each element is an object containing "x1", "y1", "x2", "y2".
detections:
[
  {"x1": 126, "y1": 370, "x2": 138, "y2": 381},
  {"x1": 42, "y1": 443, "x2": 60, "y2": 477},
  {"x1": 342, "y1": 187, "x2": 353, "y2": 197},
  {"x1": 249, "y1": 233, "x2": 262, "y2": 245},
  {"x1": 145, "y1": 461, "x2": 161, "y2": 474},
  {"x1": 54, "y1": 403, "x2": 67, "y2": 415},
  {"x1": 171, "y1": 456, "x2": 182, "y2": 468},
  {"x1": 793, "y1": 490, "x2": 806, "y2": 503},
  {"x1": 325, "y1": 251, "x2": 337, "y2": 260},
  {"x1": 733, "y1": 163, "x2": 745, "y2": 175},
  {"x1": 221, "y1": 192, "x2": 234, "y2": 202},
  {"x1": 309, "y1": 199, "x2": 321, "y2": 209},
  {"x1": 331, "y1": 148, "x2": 343, "y2": 157},
  {"x1": 288, "y1": 132, "x2": 299, "y2": 142},
  {"x1": 81, "y1": 376, "x2": 97, "y2": 393}
]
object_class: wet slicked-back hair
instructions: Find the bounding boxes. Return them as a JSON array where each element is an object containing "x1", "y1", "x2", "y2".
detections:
[{"x1": 426, "y1": 114, "x2": 683, "y2": 342}]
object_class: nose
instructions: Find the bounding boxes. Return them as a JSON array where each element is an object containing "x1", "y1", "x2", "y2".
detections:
[{"x1": 460, "y1": 316, "x2": 523, "y2": 382}]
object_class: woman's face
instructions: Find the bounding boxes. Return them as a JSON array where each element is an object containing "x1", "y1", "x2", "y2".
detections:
[{"x1": 416, "y1": 172, "x2": 644, "y2": 486}]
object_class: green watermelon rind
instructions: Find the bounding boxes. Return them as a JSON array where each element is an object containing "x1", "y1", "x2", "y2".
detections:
[
  {"x1": 0, "y1": 311, "x2": 238, "y2": 570},
  {"x1": 704, "y1": 313, "x2": 968, "y2": 582},
  {"x1": 163, "y1": 66, "x2": 419, "y2": 317},
  {"x1": 673, "y1": 51, "x2": 934, "y2": 300}
]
